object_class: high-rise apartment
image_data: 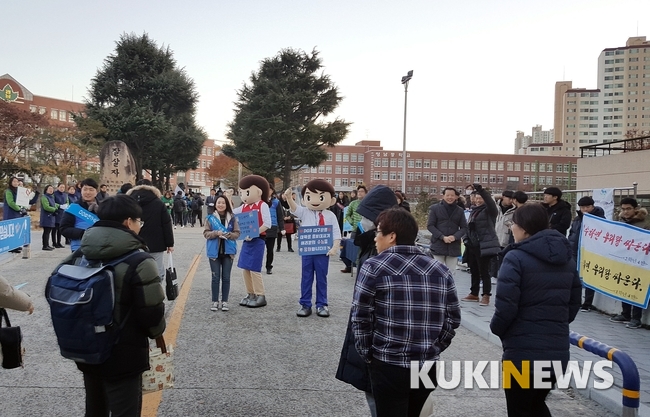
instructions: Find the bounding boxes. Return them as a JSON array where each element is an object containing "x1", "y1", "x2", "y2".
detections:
[{"x1": 555, "y1": 36, "x2": 650, "y2": 156}]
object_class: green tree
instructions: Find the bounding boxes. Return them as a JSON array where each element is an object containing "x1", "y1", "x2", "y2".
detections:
[
  {"x1": 223, "y1": 48, "x2": 350, "y2": 187},
  {"x1": 82, "y1": 32, "x2": 206, "y2": 185}
]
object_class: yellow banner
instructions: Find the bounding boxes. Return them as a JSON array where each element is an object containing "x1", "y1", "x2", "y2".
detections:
[{"x1": 579, "y1": 214, "x2": 650, "y2": 308}]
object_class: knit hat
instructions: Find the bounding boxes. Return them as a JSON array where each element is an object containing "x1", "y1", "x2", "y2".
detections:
[
  {"x1": 578, "y1": 196, "x2": 595, "y2": 207},
  {"x1": 356, "y1": 185, "x2": 399, "y2": 223},
  {"x1": 543, "y1": 187, "x2": 562, "y2": 198}
]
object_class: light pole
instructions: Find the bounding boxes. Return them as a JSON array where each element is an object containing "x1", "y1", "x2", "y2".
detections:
[{"x1": 401, "y1": 70, "x2": 413, "y2": 194}]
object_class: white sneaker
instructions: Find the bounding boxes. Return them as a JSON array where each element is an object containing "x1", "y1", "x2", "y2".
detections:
[
  {"x1": 211, "y1": 301, "x2": 219, "y2": 311},
  {"x1": 491, "y1": 277, "x2": 497, "y2": 285},
  {"x1": 221, "y1": 302, "x2": 229, "y2": 311}
]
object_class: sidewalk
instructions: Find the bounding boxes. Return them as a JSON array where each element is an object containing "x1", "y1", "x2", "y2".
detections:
[{"x1": 453, "y1": 265, "x2": 650, "y2": 416}]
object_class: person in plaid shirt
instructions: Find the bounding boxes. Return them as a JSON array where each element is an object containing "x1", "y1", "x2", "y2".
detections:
[{"x1": 351, "y1": 207, "x2": 461, "y2": 417}]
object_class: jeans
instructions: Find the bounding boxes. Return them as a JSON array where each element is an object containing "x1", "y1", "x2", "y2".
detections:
[
  {"x1": 83, "y1": 372, "x2": 143, "y2": 417},
  {"x1": 149, "y1": 252, "x2": 165, "y2": 283},
  {"x1": 369, "y1": 359, "x2": 436, "y2": 417},
  {"x1": 210, "y1": 256, "x2": 233, "y2": 302}
]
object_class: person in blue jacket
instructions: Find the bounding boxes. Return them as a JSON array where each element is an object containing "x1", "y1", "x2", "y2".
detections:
[
  {"x1": 39, "y1": 185, "x2": 61, "y2": 251},
  {"x1": 490, "y1": 203, "x2": 581, "y2": 416},
  {"x1": 203, "y1": 195, "x2": 240, "y2": 312}
]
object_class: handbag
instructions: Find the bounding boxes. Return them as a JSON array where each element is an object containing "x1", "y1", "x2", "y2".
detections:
[
  {"x1": 283, "y1": 222, "x2": 295, "y2": 235},
  {"x1": 165, "y1": 253, "x2": 179, "y2": 301},
  {"x1": 142, "y1": 335, "x2": 174, "y2": 393},
  {"x1": 0, "y1": 308, "x2": 24, "y2": 369}
]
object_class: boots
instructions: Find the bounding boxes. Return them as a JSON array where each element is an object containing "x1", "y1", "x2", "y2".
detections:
[
  {"x1": 479, "y1": 295, "x2": 490, "y2": 306},
  {"x1": 239, "y1": 293, "x2": 255, "y2": 306},
  {"x1": 247, "y1": 295, "x2": 267, "y2": 308}
]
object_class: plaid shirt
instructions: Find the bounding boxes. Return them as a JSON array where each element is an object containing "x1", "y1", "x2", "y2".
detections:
[{"x1": 351, "y1": 245, "x2": 461, "y2": 368}]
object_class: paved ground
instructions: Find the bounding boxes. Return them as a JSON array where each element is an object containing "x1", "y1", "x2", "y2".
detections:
[{"x1": 0, "y1": 227, "x2": 644, "y2": 416}]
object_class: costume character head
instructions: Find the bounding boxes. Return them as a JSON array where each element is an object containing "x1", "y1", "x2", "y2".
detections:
[
  {"x1": 239, "y1": 175, "x2": 270, "y2": 205},
  {"x1": 301, "y1": 179, "x2": 336, "y2": 211}
]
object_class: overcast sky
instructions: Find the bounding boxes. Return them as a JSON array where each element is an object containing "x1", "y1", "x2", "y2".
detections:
[{"x1": 4, "y1": 0, "x2": 649, "y2": 154}]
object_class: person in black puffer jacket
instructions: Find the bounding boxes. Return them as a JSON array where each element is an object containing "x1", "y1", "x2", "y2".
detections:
[
  {"x1": 461, "y1": 184, "x2": 500, "y2": 306},
  {"x1": 490, "y1": 203, "x2": 581, "y2": 416},
  {"x1": 542, "y1": 187, "x2": 572, "y2": 236},
  {"x1": 335, "y1": 185, "x2": 398, "y2": 417},
  {"x1": 127, "y1": 180, "x2": 174, "y2": 284}
]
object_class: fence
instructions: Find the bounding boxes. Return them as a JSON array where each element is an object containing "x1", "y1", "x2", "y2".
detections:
[
  {"x1": 523, "y1": 183, "x2": 638, "y2": 207},
  {"x1": 570, "y1": 331, "x2": 640, "y2": 417}
]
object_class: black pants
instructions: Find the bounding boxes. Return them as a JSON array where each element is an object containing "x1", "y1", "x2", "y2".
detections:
[
  {"x1": 582, "y1": 287, "x2": 595, "y2": 308},
  {"x1": 54, "y1": 223, "x2": 63, "y2": 245},
  {"x1": 466, "y1": 246, "x2": 492, "y2": 296},
  {"x1": 622, "y1": 302, "x2": 643, "y2": 321},
  {"x1": 191, "y1": 210, "x2": 203, "y2": 226},
  {"x1": 83, "y1": 372, "x2": 143, "y2": 417},
  {"x1": 277, "y1": 234, "x2": 292, "y2": 250},
  {"x1": 265, "y1": 234, "x2": 276, "y2": 270},
  {"x1": 42, "y1": 227, "x2": 54, "y2": 247},
  {"x1": 369, "y1": 359, "x2": 436, "y2": 417},
  {"x1": 173, "y1": 212, "x2": 184, "y2": 226},
  {"x1": 504, "y1": 373, "x2": 555, "y2": 417}
]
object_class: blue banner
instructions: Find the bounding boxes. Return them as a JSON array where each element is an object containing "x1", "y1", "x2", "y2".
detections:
[
  {"x1": 298, "y1": 225, "x2": 333, "y2": 256},
  {"x1": 0, "y1": 217, "x2": 32, "y2": 254},
  {"x1": 65, "y1": 203, "x2": 99, "y2": 224},
  {"x1": 235, "y1": 211, "x2": 260, "y2": 240}
]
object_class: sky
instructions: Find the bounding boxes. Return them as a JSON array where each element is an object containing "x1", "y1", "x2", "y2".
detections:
[{"x1": 4, "y1": 0, "x2": 650, "y2": 154}]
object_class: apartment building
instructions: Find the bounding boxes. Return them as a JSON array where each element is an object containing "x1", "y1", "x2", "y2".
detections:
[
  {"x1": 292, "y1": 141, "x2": 578, "y2": 198},
  {"x1": 555, "y1": 36, "x2": 650, "y2": 156}
]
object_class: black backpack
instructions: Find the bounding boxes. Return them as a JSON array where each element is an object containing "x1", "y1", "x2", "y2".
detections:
[
  {"x1": 191, "y1": 199, "x2": 199, "y2": 211},
  {"x1": 173, "y1": 198, "x2": 185, "y2": 212},
  {"x1": 45, "y1": 250, "x2": 142, "y2": 364}
]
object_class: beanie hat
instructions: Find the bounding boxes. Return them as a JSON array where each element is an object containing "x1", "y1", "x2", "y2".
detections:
[
  {"x1": 356, "y1": 186, "x2": 399, "y2": 223},
  {"x1": 577, "y1": 196, "x2": 595, "y2": 207},
  {"x1": 543, "y1": 187, "x2": 562, "y2": 198}
]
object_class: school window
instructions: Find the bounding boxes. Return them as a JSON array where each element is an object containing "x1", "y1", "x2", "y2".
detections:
[
  {"x1": 382, "y1": 172, "x2": 388, "y2": 180},
  {"x1": 341, "y1": 178, "x2": 348, "y2": 186},
  {"x1": 489, "y1": 161, "x2": 496, "y2": 170},
  {"x1": 390, "y1": 159, "x2": 397, "y2": 167},
  {"x1": 407, "y1": 172, "x2": 414, "y2": 181},
  {"x1": 464, "y1": 161, "x2": 471, "y2": 170},
  {"x1": 335, "y1": 166, "x2": 341, "y2": 174},
  {"x1": 318, "y1": 166, "x2": 325, "y2": 173},
  {"x1": 423, "y1": 160, "x2": 430, "y2": 168},
  {"x1": 342, "y1": 154, "x2": 349, "y2": 162},
  {"x1": 430, "y1": 173, "x2": 437, "y2": 182},
  {"x1": 497, "y1": 175, "x2": 504, "y2": 183},
  {"x1": 335, "y1": 153, "x2": 342, "y2": 162},
  {"x1": 311, "y1": 167, "x2": 317, "y2": 173},
  {"x1": 350, "y1": 153, "x2": 357, "y2": 162},
  {"x1": 489, "y1": 175, "x2": 496, "y2": 184},
  {"x1": 431, "y1": 160, "x2": 438, "y2": 169},
  {"x1": 374, "y1": 159, "x2": 381, "y2": 167},
  {"x1": 51, "y1": 109, "x2": 58, "y2": 119},
  {"x1": 440, "y1": 173, "x2": 447, "y2": 182},
  {"x1": 514, "y1": 162, "x2": 521, "y2": 171},
  {"x1": 59, "y1": 110, "x2": 67, "y2": 121},
  {"x1": 523, "y1": 176, "x2": 529, "y2": 185},
  {"x1": 481, "y1": 161, "x2": 488, "y2": 170},
  {"x1": 449, "y1": 160, "x2": 455, "y2": 170},
  {"x1": 441, "y1": 160, "x2": 448, "y2": 169},
  {"x1": 358, "y1": 167, "x2": 364, "y2": 175},
  {"x1": 482, "y1": 175, "x2": 488, "y2": 183},
  {"x1": 327, "y1": 153, "x2": 332, "y2": 161},
  {"x1": 398, "y1": 160, "x2": 403, "y2": 168},
  {"x1": 390, "y1": 172, "x2": 397, "y2": 180},
  {"x1": 342, "y1": 166, "x2": 348, "y2": 174},
  {"x1": 448, "y1": 174, "x2": 454, "y2": 182},
  {"x1": 358, "y1": 154, "x2": 364, "y2": 162},
  {"x1": 464, "y1": 174, "x2": 471, "y2": 183},
  {"x1": 335, "y1": 178, "x2": 341, "y2": 187},
  {"x1": 408, "y1": 160, "x2": 415, "y2": 168},
  {"x1": 524, "y1": 162, "x2": 530, "y2": 172},
  {"x1": 415, "y1": 159, "x2": 422, "y2": 168},
  {"x1": 423, "y1": 173, "x2": 429, "y2": 181},
  {"x1": 373, "y1": 172, "x2": 381, "y2": 180},
  {"x1": 325, "y1": 165, "x2": 332, "y2": 174},
  {"x1": 350, "y1": 166, "x2": 356, "y2": 174},
  {"x1": 507, "y1": 176, "x2": 519, "y2": 182},
  {"x1": 382, "y1": 158, "x2": 389, "y2": 167}
]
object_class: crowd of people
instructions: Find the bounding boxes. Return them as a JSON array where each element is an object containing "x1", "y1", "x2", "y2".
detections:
[{"x1": 2, "y1": 175, "x2": 648, "y2": 416}]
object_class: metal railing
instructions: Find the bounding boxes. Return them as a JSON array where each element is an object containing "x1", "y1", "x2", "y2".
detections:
[
  {"x1": 570, "y1": 331, "x2": 640, "y2": 417},
  {"x1": 522, "y1": 183, "x2": 638, "y2": 208}
]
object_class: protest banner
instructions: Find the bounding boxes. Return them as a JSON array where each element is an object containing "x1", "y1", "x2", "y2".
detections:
[
  {"x1": 592, "y1": 188, "x2": 615, "y2": 220},
  {"x1": 0, "y1": 217, "x2": 31, "y2": 254},
  {"x1": 15, "y1": 186, "x2": 34, "y2": 208},
  {"x1": 298, "y1": 225, "x2": 333, "y2": 256},
  {"x1": 578, "y1": 213, "x2": 650, "y2": 308}
]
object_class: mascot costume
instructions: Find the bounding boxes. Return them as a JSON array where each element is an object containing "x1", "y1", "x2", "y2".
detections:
[
  {"x1": 231, "y1": 175, "x2": 271, "y2": 308},
  {"x1": 284, "y1": 179, "x2": 341, "y2": 317}
]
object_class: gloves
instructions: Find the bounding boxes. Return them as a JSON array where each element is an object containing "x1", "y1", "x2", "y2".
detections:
[
  {"x1": 472, "y1": 183, "x2": 483, "y2": 192},
  {"x1": 19, "y1": 208, "x2": 28, "y2": 216},
  {"x1": 60, "y1": 204, "x2": 69, "y2": 210}
]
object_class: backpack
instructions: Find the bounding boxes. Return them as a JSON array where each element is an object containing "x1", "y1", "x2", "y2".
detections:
[
  {"x1": 191, "y1": 199, "x2": 199, "y2": 211},
  {"x1": 173, "y1": 198, "x2": 185, "y2": 212},
  {"x1": 45, "y1": 250, "x2": 142, "y2": 364}
]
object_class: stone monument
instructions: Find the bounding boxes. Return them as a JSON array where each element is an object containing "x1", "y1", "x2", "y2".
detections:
[{"x1": 99, "y1": 141, "x2": 137, "y2": 194}]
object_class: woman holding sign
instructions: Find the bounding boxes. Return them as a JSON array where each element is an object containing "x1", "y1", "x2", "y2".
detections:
[{"x1": 204, "y1": 196, "x2": 240, "y2": 312}]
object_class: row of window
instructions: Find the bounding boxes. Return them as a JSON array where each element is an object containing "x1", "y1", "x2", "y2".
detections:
[
  {"x1": 327, "y1": 153, "x2": 365, "y2": 163},
  {"x1": 604, "y1": 48, "x2": 648, "y2": 56},
  {"x1": 29, "y1": 105, "x2": 75, "y2": 123},
  {"x1": 304, "y1": 166, "x2": 366, "y2": 175}
]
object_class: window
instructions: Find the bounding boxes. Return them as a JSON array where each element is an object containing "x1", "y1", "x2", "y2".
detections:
[
  {"x1": 464, "y1": 161, "x2": 472, "y2": 170},
  {"x1": 341, "y1": 178, "x2": 348, "y2": 186},
  {"x1": 523, "y1": 176, "x2": 529, "y2": 185},
  {"x1": 358, "y1": 154, "x2": 364, "y2": 162},
  {"x1": 423, "y1": 160, "x2": 430, "y2": 168},
  {"x1": 464, "y1": 174, "x2": 471, "y2": 183},
  {"x1": 474, "y1": 175, "x2": 481, "y2": 183},
  {"x1": 325, "y1": 165, "x2": 332, "y2": 174},
  {"x1": 342, "y1": 153, "x2": 349, "y2": 162},
  {"x1": 374, "y1": 159, "x2": 381, "y2": 167},
  {"x1": 474, "y1": 161, "x2": 481, "y2": 170},
  {"x1": 514, "y1": 162, "x2": 521, "y2": 171},
  {"x1": 382, "y1": 172, "x2": 388, "y2": 180},
  {"x1": 482, "y1": 175, "x2": 488, "y2": 183},
  {"x1": 318, "y1": 166, "x2": 325, "y2": 173},
  {"x1": 50, "y1": 109, "x2": 58, "y2": 119},
  {"x1": 524, "y1": 162, "x2": 530, "y2": 172},
  {"x1": 350, "y1": 153, "x2": 357, "y2": 162},
  {"x1": 481, "y1": 161, "x2": 488, "y2": 170},
  {"x1": 390, "y1": 158, "x2": 397, "y2": 167},
  {"x1": 59, "y1": 110, "x2": 67, "y2": 121},
  {"x1": 430, "y1": 173, "x2": 437, "y2": 182},
  {"x1": 29, "y1": 105, "x2": 37, "y2": 113},
  {"x1": 415, "y1": 159, "x2": 422, "y2": 168},
  {"x1": 335, "y1": 178, "x2": 341, "y2": 187},
  {"x1": 449, "y1": 160, "x2": 455, "y2": 170},
  {"x1": 507, "y1": 176, "x2": 519, "y2": 182},
  {"x1": 415, "y1": 172, "x2": 421, "y2": 180},
  {"x1": 335, "y1": 153, "x2": 342, "y2": 162},
  {"x1": 407, "y1": 160, "x2": 414, "y2": 168},
  {"x1": 335, "y1": 166, "x2": 341, "y2": 174},
  {"x1": 497, "y1": 161, "x2": 504, "y2": 170},
  {"x1": 350, "y1": 166, "x2": 356, "y2": 174},
  {"x1": 489, "y1": 175, "x2": 496, "y2": 184},
  {"x1": 407, "y1": 172, "x2": 414, "y2": 181},
  {"x1": 342, "y1": 166, "x2": 348, "y2": 174},
  {"x1": 441, "y1": 160, "x2": 448, "y2": 169},
  {"x1": 556, "y1": 164, "x2": 563, "y2": 172},
  {"x1": 382, "y1": 158, "x2": 388, "y2": 167},
  {"x1": 489, "y1": 161, "x2": 496, "y2": 170},
  {"x1": 423, "y1": 173, "x2": 429, "y2": 181},
  {"x1": 327, "y1": 153, "x2": 332, "y2": 161},
  {"x1": 431, "y1": 160, "x2": 438, "y2": 169},
  {"x1": 390, "y1": 172, "x2": 396, "y2": 180},
  {"x1": 373, "y1": 172, "x2": 381, "y2": 180},
  {"x1": 358, "y1": 167, "x2": 364, "y2": 174},
  {"x1": 440, "y1": 173, "x2": 447, "y2": 182},
  {"x1": 507, "y1": 162, "x2": 513, "y2": 171}
]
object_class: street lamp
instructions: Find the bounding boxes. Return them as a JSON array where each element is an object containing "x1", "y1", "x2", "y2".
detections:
[{"x1": 401, "y1": 70, "x2": 413, "y2": 194}]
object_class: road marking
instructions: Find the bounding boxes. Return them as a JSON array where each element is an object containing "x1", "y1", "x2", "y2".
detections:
[{"x1": 142, "y1": 254, "x2": 201, "y2": 417}]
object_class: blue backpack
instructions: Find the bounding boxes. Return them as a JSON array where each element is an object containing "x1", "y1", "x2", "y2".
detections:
[{"x1": 45, "y1": 250, "x2": 142, "y2": 364}]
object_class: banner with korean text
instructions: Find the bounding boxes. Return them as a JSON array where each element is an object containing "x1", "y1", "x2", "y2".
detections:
[
  {"x1": 578, "y1": 213, "x2": 650, "y2": 308},
  {"x1": 0, "y1": 217, "x2": 31, "y2": 254}
]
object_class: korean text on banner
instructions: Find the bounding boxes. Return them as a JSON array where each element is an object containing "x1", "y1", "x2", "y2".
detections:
[
  {"x1": 578, "y1": 213, "x2": 650, "y2": 308},
  {"x1": 298, "y1": 225, "x2": 333, "y2": 256},
  {"x1": 234, "y1": 211, "x2": 260, "y2": 240},
  {"x1": 0, "y1": 218, "x2": 31, "y2": 254}
]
